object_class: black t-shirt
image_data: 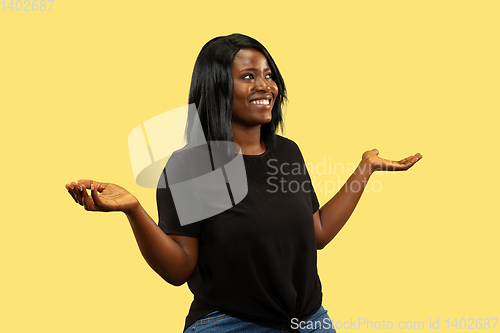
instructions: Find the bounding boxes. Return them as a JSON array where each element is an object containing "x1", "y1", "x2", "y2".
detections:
[{"x1": 157, "y1": 135, "x2": 322, "y2": 331}]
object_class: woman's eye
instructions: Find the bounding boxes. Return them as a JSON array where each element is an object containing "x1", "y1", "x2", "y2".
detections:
[{"x1": 242, "y1": 73, "x2": 273, "y2": 80}]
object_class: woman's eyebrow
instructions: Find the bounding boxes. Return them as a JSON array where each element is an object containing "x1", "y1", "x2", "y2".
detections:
[{"x1": 239, "y1": 67, "x2": 271, "y2": 73}]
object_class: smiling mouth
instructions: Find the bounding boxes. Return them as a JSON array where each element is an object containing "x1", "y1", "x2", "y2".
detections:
[{"x1": 250, "y1": 99, "x2": 271, "y2": 105}]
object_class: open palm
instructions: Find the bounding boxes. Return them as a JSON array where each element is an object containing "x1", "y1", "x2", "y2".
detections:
[
  {"x1": 65, "y1": 179, "x2": 138, "y2": 213},
  {"x1": 362, "y1": 149, "x2": 422, "y2": 172}
]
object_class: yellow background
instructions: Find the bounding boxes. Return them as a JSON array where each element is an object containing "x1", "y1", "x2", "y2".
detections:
[{"x1": 1, "y1": 0, "x2": 499, "y2": 332}]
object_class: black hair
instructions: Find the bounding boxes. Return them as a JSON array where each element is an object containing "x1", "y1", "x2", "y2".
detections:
[{"x1": 185, "y1": 33, "x2": 287, "y2": 151}]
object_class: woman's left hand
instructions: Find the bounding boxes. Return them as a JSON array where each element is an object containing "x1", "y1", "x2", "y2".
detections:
[{"x1": 361, "y1": 149, "x2": 422, "y2": 174}]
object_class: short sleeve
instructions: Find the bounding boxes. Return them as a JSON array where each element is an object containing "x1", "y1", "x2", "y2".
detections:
[
  {"x1": 289, "y1": 139, "x2": 320, "y2": 214},
  {"x1": 301, "y1": 157, "x2": 320, "y2": 213},
  {"x1": 307, "y1": 169, "x2": 320, "y2": 213},
  {"x1": 156, "y1": 157, "x2": 202, "y2": 238}
]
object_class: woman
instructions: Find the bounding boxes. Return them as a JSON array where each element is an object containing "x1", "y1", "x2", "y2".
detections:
[{"x1": 65, "y1": 34, "x2": 422, "y2": 332}]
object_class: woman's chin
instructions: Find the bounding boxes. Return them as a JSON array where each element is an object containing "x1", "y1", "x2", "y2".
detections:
[
  {"x1": 260, "y1": 111, "x2": 273, "y2": 124},
  {"x1": 259, "y1": 116, "x2": 273, "y2": 125}
]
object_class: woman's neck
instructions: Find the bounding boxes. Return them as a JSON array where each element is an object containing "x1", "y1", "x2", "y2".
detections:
[{"x1": 232, "y1": 124, "x2": 266, "y2": 155}]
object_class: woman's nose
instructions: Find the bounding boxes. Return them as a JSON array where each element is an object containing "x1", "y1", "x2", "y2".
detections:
[{"x1": 255, "y1": 76, "x2": 271, "y2": 92}]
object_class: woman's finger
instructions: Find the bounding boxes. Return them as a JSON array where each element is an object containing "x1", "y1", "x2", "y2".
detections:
[
  {"x1": 71, "y1": 182, "x2": 83, "y2": 205},
  {"x1": 80, "y1": 184, "x2": 96, "y2": 211},
  {"x1": 94, "y1": 181, "x2": 109, "y2": 194},
  {"x1": 397, "y1": 155, "x2": 421, "y2": 170},
  {"x1": 90, "y1": 183, "x2": 107, "y2": 211},
  {"x1": 65, "y1": 184, "x2": 79, "y2": 204},
  {"x1": 406, "y1": 154, "x2": 422, "y2": 167},
  {"x1": 397, "y1": 156, "x2": 414, "y2": 164},
  {"x1": 399, "y1": 153, "x2": 422, "y2": 165},
  {"x1": 80, "y1": 184, "x2": 89, "y2": 210},
  {"x1": 78, "y1": 179, "x2": 108, "y2": 194}
]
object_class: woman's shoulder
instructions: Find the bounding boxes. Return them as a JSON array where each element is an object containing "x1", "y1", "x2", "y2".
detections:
[
  {"x1": 275, "y1": 135, "x2": 301, "y2": 152},
  {"x1": 163, "y1": 144, "x2": 214, "y2": 184}
]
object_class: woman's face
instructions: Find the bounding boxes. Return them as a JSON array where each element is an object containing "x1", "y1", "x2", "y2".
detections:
[{"x1": 231, "y1": 48, "x2": 279, "y2": 128}]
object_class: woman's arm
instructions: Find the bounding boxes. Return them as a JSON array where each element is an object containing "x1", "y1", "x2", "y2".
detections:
[
  {"x1": 313, "y1": 149, "x2": 422, "y2": 249},
  {"x1": 65, "y1": 180, "x2": 198, "y2": 286},
  {"x1": 125, "y1": 204, "x2": 198, "y2": 286}
]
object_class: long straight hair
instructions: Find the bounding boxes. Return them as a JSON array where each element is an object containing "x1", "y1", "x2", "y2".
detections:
[{"x1": 185, "y1": 33, "x2": 287, "y2": 151}]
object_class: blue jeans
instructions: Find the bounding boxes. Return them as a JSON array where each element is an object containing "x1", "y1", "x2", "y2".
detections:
[{"x1": 184, "y1": 305, "x2": 336, "y2": 333}]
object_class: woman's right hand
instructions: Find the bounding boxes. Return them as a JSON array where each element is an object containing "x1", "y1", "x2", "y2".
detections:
[{"x1": 65, "y1": 180, "x2": 139, "y2": 213}]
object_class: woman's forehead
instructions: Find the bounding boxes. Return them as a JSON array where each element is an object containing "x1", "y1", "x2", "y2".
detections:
[{"x1": 233, "y1": 49, "x2": 269, "y2": 68}]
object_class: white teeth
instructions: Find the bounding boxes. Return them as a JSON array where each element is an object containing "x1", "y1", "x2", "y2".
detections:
[{"x1": 251, "y1": 99, "x2": 270, "y2": 105}]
